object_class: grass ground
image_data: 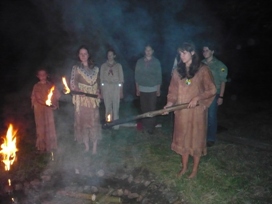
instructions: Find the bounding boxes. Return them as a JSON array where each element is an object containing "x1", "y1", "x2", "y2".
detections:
[{"x1": 0, "y1": 93, "x2": 272, "y2": 204}]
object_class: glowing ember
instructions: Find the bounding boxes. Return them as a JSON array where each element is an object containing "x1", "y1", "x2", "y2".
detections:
[
  {"x1": 45, "y1": 86, "x2": 55, "y2": 106},
  {"x1": 0, "y1": 124, "x2": 18, "y2": 171},
  {"x1": 62, "y1": 77, "x2": 71, "y2": 94},
  {"x1": 107, "y1": 114, "x2": 111, "y2": 122},
  {"x1": 92, "y1": 194, "x2": 96, "y2": 201},
  {"x1": 51, "y1": 152, "x2": 54, "y2": 161},
  {"x1": 4, "y1": 178, "x2": 13, "y2": 194}
]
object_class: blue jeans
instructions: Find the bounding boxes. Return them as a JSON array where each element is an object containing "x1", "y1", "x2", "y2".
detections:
[{"x1": 207, "y1": 94, "x2": 219, "y2": 142}]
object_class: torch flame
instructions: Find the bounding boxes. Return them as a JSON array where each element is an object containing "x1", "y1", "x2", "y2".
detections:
[
  {"x1": 45, "y1": 86, "x2": 55, "y2": 106},
  {"x1": 107, "y1": 114, "x2": 111, "y2": 122},
  {"x1": 62, "y1": 77, "x2": 71, "y2": 94},
  {"x1": 0, "y1": 124, "x2": 18, "y2": 171}
]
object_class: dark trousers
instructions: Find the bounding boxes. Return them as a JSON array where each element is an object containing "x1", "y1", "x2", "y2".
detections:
[
  {"x1": 207, "y1": 94, "x2": 219, "y2": 142},
  {"x1": 140, "y1": 91, "x2": 157, "y2": 132}
]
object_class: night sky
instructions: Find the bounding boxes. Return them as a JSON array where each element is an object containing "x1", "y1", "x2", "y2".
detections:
[{"x1": 1, "y1": 0, "x2": 272, "y2": 99}]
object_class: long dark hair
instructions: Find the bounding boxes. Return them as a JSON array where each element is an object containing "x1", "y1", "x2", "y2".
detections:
[
  {"x1": 177, "y1": 42, "x2": 201, "y2": 79},
  {"x1": 77, "y1": 45, "x2": 94, "y2": 68}
]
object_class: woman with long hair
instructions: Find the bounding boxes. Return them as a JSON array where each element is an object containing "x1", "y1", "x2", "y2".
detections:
[
  {"x1": 164, "y1": 42, "x2": 216, "y2": 178},
  {"x1": 70, "y1": 45, "x2": 101, "y2": 154}
]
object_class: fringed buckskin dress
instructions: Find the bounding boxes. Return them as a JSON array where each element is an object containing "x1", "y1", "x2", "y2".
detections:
[
  {"x1": 167, "y1": 65, "x2": 216, "y2": 157},
  {"x1": 70, "y1": 64, "x2": 101, "y2": 145}
]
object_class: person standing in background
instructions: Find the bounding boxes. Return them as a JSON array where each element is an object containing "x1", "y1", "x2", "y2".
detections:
[
  {"x1": 70, "y1": 45, "x2": 101, "y2": 154},
  {"x1": 202, "y1": 43, "x2": 228, "y2": 147},
  {"x1": 100, "y1": 49, "x2": 124, "y2": 130},
  {"x1": 135, "y1": 45, "x2": 162, "y2": 134}
]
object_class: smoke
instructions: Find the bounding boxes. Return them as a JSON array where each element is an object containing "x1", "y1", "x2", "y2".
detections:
[
  {"x1": 55, "y1": 0, "x2": 156, "y2": 57},
  {"x1": 0, "y1": 2, "x2": 226, "y2": 202},
  {"x1": 30, "y1": 0, "x2": 222, "y2": 65},
  {"x1": 1, "y1": 0, "x2": 225, "y2": 94},
  {"x1": 2, "y1": 0, "x2": 223, "y2": 160},
  {"x1": 1, "y1": 0, "x2": 225, "y2": 137},
  {"x1": 26, "y1": 0, "x2": 222, "y2": 97}
]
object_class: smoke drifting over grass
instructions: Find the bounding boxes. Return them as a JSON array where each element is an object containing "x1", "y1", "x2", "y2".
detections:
[
  {"x1": 1, "y1": 0, "x2": 224, "y2": 175},
  {"x1": 1, "y1": 0, "x2": 224, "y2": 146},
  {"x1": 0, "y1": 1, "x2": 224, "y2": 198}
]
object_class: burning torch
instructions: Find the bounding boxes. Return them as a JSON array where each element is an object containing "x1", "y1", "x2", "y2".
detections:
[
  {"x1": 45, "y1": 86, "x2": 55, "y2": 107},
  {"x1": 62, "y1": 77, "x2": 98, "y2": 98},
  {"x1": 103, "y1": 103, "x2": 196, "y2": 129}
]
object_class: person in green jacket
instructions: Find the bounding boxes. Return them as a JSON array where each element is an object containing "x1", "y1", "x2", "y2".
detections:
[{"x1": 202, "y1": 43, "x2": 228, "y2": 147}]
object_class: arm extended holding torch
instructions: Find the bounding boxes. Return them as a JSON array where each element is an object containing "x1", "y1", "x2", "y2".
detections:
[
  {"x1": 62, "y1": 77, "x2": 98, "y2": 98},
  {"x1": 70, "y1": 90, "x2": 98, "y2": 98},
  {"x1": 103, "y1": 103, "x2": 195, "y2": 129}
]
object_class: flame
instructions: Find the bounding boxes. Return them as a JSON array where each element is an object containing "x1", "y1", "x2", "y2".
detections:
[
  {"x1": 0, "y1": 124, "x2": 18, "y2": 171},
  {"x1": 107, "y1": 114, "x2": 111, "y2": 122},
  {"x1": 45, "y1": 86, "x2": 55, "y2": 106},
  {"x1": 62, "y1": 77, "x2": 71, "y2": 94},
  {"x1": 8, "y1": 179, "x2": 11, "y2": 186}
]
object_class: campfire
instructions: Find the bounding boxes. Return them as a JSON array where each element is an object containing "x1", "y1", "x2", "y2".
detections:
[
  {"x1": 0, "y1": 124, "x2": 18, "y2": 200},
  {"x1": 0, "y1": 124, "x2": 18, "y2": 171},
  {"x1": 0, "y1": 113, "x2": 182, "y2": 203}
]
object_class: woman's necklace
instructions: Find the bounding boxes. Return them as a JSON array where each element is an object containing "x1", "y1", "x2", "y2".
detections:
[
  {"x1": 185, "y1": 68, "x2": 191, "y2": 85},
  {"x1": 185, "y1": 78, "x2": 191, "y2": 85}
]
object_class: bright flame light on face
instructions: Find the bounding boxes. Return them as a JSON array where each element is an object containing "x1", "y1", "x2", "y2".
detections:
[
  {"x1": 107, "y1": 114, "x2": 111, "y2": 122},
  {"x1": 62, "y1": 77, "x2": 71, "y2": 94},
  {"x1": 0, "y1": 124, "x2": 18, "y2": 171},
  {"x1": 45, "y1": 86, "x2": 55, "y2": 106}
]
